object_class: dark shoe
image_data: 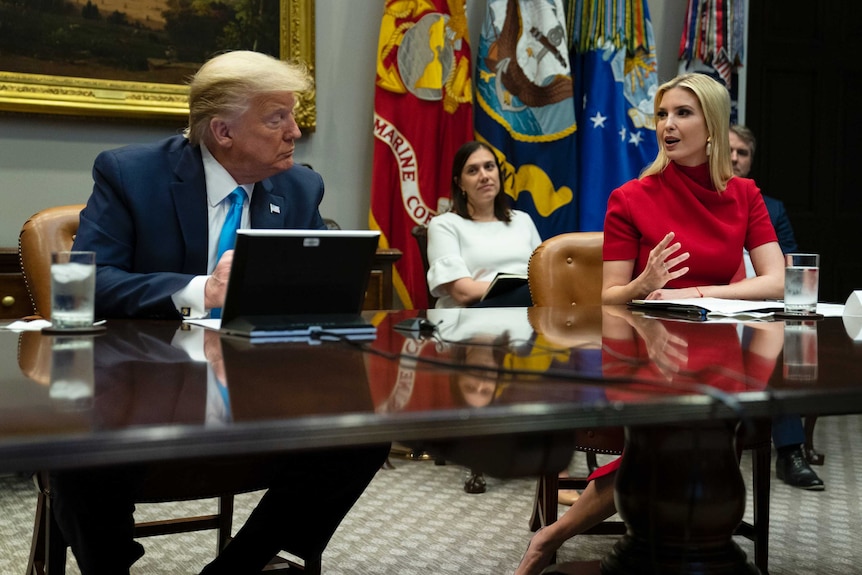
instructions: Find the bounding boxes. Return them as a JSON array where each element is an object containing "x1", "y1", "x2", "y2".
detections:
[
  {"x1": 464, "y1": 470, "x2": 486, "y2": 493},
  {"x1": 776, "y1": 447, "x2": 825, "y2": 490}
]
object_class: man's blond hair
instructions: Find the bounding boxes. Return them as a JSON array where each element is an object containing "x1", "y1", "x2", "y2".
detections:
[{"x1": 184, "y1": 51, "x2": 312, "y2": 146}]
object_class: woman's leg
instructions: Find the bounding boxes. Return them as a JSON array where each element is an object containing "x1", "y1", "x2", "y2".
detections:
[{"x1": 514, "y1": 472, "x2": 617, "y2": 575}]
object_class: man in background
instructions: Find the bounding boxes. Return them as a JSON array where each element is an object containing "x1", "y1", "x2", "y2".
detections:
[{"x1": 731, "y1": 124, "x2": 824, "y2": 490}]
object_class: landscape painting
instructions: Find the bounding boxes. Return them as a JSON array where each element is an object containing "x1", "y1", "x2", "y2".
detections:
[{"x1": 0, "y1": 0, "x2": 316, "y2": 127}]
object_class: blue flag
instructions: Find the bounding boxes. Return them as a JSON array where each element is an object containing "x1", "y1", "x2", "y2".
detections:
[
  {"x1": 474, "y1": 0, "x2": 578, "y2": 239},
  {"x1": 569, "y1": 0, "x2": 659, "y2": 231}
]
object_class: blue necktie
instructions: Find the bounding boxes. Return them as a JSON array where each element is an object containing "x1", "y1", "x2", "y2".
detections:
[
  {"x1": 216, "y1": 187, "x2": 247, "y2": 262},
  {"x1": 212, "y1": 187, "x2": 246, "y2": 319}
]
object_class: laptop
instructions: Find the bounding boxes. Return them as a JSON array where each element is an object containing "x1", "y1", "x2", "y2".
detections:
[{"x1": 220, "y1": 229, "x2": 380, "y2": 342}]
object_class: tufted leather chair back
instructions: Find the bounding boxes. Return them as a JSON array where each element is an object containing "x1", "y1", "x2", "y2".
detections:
[
  {"x1": 528, "y1": 232, "x2": 604, "y2": 307},
  {"x1": 18, "y1": 205, "x2": 85, "y2": 319}
]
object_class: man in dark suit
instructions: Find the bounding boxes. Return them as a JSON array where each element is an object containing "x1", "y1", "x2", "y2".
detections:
[
  {"x1": 730, "y1": 124, "x2": 824, "y2": 490},
  {"x1": 54, "y1": 50, "x2": 389, "y2": 575},
  {"x1": 74, "y1": 56, "x2": 325, "y2": 320}
]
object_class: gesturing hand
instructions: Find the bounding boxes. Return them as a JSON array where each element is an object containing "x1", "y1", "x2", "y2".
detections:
[{"x1": 642, "y1": 232, "x2": 690, "y2": 297}]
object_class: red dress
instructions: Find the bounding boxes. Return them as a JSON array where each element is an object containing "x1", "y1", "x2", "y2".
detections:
[
  {"x1": 590, "y1": 162, "x2": 779, "y2": 481},
  {"x1": 603, "y1": 162, "x2": 777, "y2": 283}
]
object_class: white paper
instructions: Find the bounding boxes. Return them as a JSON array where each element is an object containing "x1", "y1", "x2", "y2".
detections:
[
  {"x1": 1, "y1": 319, "x2": 52, "y2": 331},
  {"x1": 817, "y1": 303, "x2": 845, "y2": 317},
  {"x1": 631, "y1": 297, "x2": 845, "y2": 318}
]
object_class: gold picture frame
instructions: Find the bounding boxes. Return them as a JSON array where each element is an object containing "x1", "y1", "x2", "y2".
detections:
[{"x1": 0, "y1": 0, "x2": 316, "y2": 129}]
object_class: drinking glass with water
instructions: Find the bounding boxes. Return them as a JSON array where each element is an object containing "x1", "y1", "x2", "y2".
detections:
[
  {"x1": 784, "y1": 253, "x2": 819, "y2": 314},
  {"x1": 50, "y1": 251, "x2": 96, "y2": 329}
]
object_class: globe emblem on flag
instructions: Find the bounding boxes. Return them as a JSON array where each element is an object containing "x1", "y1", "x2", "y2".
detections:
[{"x1": 396, "y1": 13, "x2": 456, "y2": 101}]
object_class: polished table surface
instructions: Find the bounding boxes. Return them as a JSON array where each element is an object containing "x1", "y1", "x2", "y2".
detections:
[
  {"x1": 2, "y1": 306, "x2": 861, "y2": 472},
  {"x1": 3, "y1": 306, "x2": 862, "y2": 574}
]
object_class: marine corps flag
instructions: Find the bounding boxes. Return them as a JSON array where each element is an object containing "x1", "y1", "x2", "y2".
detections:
[
  {"x1": 474, "y1": 0, "x2": 578, "y2": 239},
  {"x1": 370, "y1": 0, "x2": 474, "y2": 309}
]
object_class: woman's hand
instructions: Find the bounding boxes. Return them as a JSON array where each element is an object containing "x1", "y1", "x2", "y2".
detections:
[
  {"x1": 603, "y1": 232, "x2": 690, "y2": 304},
  {"x1": 645, "y1": 286, "x2": 703, "y2": 300},
  {"x1": 643, "y1": 232, "x2": 690, "y2": 290},
  {"x1": 440, "y1": 277, "x2": 491, "y2": 306}
]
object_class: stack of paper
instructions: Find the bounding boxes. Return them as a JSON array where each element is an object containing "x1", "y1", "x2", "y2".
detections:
[
  {"x1": 628, "y1": 298, "x2": 782, "y2": 320},
  {"x1": 628, "y1": 298, "x2": 844, "y2": 321}
]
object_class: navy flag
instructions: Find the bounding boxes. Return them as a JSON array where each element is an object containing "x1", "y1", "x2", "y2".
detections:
[{"x1": 474, "y1": 0, "x2": 578, "y2": 239}]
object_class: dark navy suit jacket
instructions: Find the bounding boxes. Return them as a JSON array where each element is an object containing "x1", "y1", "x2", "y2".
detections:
[
  {"x1": 762, "y1": 194, "x2": 798, "y2": 254},
  {"x1": 73, "y1": 135, "x2": 325, "y2": 318}
]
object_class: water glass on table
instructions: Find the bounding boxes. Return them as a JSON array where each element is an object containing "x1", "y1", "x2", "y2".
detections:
[
  {"x1": 784, "y1": 253, "x2": 819, "y2": 314},
  {"x1": 50, "y1": 251, "x2": 96, "y2": 329}
]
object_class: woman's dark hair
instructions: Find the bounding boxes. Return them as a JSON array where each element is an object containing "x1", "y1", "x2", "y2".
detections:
[{"x1": 449, "y1": 141, "x2": 512, "y2": 223}]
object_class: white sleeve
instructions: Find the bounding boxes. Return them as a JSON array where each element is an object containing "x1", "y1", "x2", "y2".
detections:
[
  {"x1": 170, "y1": 275, "x2": 209, "y2": 318},
  {"x1": 426, "y1": 215, "x2": 473, "y2": 296}
]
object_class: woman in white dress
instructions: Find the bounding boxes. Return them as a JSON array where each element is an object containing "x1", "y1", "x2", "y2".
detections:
[{"x1": 427, "y1": 141, "x2": 542, "y2": 309}]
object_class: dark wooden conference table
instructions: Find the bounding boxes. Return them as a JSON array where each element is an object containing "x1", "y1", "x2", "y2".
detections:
[{"x1": 2, "y1": 305, "x2": 862, "y2": 574}]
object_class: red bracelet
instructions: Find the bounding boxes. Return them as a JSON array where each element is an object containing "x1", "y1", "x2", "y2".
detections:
[{"x1": 694, "y1": 286, "x2": 704, "y2": 298}]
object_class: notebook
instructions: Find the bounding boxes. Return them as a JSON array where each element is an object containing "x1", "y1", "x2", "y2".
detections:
[{"x1": 219, "y1": 229, "x2": 380, "y2": 342}]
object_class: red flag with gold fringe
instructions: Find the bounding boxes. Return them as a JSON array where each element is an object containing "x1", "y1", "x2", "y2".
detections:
[{"x1": 369, "y1": 0, "x2": 473, "y2": 309}]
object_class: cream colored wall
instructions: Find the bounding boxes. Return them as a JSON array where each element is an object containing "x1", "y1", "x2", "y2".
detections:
[{"x1": 0, "y1": 0, "x2": 690, "y2": 247}]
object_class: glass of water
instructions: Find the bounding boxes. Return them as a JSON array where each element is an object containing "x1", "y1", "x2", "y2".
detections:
[
  {"x1": 784, "y1": 253, "x2": 819, "y2": 314},
  {"x1": 50, "y1": 251, "x2": 96, "y2": 329}
]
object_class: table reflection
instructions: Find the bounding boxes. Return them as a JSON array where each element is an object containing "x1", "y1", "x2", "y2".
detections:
[
  {"x1": 602, "y1": 307, "x2": 784, "y2": 394},
  {"x1": 17, "y1": 321, "x2": 379, "y2": 431},
  {"x1": 368, "y1": 306, "x2": 787, "y2": 420},
  {"x1": 49, "y1": 335, "x2": 95, "y2": 410},
  {"x1": 783, "y1": 320, "x2": 818, "y2": 382},
  {"x1": 15, "y1": 310, "x2": 792, "y2": 433}
]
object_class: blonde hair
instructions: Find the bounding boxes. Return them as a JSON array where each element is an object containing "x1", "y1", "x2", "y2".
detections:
[
  {"x1": 641, "y1": 73, "x2": 733, "y2": 191},
  {"x1": 184, "y1": 51, "x2": 313, "y2": 146}
]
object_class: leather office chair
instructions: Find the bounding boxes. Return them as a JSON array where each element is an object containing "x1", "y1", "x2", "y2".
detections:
[
  {"x1": 19, "y1": 205, "x2": 320, "y2": 575},
  {"x1": 528, "y1": 231, "x2": 604, "y2": 308},
  {"x1": 525, "y1": 305, "x2": 626, "y2": 538},
  {"x1": 409, "y1": 224, "x2": 488, "y2": 492},
  {"x1": 410, "y1": 224, "x2": 437, "y2": 308},
  {"x1": 527, "y1": 232, "x2": 622, "y2": 531},
  {"x1": 19, "y1": 205, "x2": 87, "y2": 319},
  {"x1": 525, "y1": 232, "x2": 771, "y2": 572}
]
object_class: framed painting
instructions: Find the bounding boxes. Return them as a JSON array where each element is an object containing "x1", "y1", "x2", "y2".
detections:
[{"x1": 0, "y1": 0, "x2": 316, "y2": 129}]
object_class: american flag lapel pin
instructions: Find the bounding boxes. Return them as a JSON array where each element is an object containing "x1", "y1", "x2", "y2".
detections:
[{"x1": 270, "y1": 203, "x2": 280, "y2": 214}]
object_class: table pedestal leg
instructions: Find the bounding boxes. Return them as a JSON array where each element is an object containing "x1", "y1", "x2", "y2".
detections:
[{"x1": 601, "y1": 421, "x2": 760, "y2": 575}]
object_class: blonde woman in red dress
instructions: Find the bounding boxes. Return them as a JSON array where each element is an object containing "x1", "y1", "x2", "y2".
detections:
[{"x1": 514, "y1": 72, "x2": 784, "y2": 575}]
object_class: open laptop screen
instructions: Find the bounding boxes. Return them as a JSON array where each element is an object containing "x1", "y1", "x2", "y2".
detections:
[{"x1": 220, "y1": 229, "x2": 380, "y2": 337}]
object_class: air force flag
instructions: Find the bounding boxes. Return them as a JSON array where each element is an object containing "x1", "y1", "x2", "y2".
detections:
[{"x1": 570, "y1": 0, "x2": 659, "y2": 231}]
